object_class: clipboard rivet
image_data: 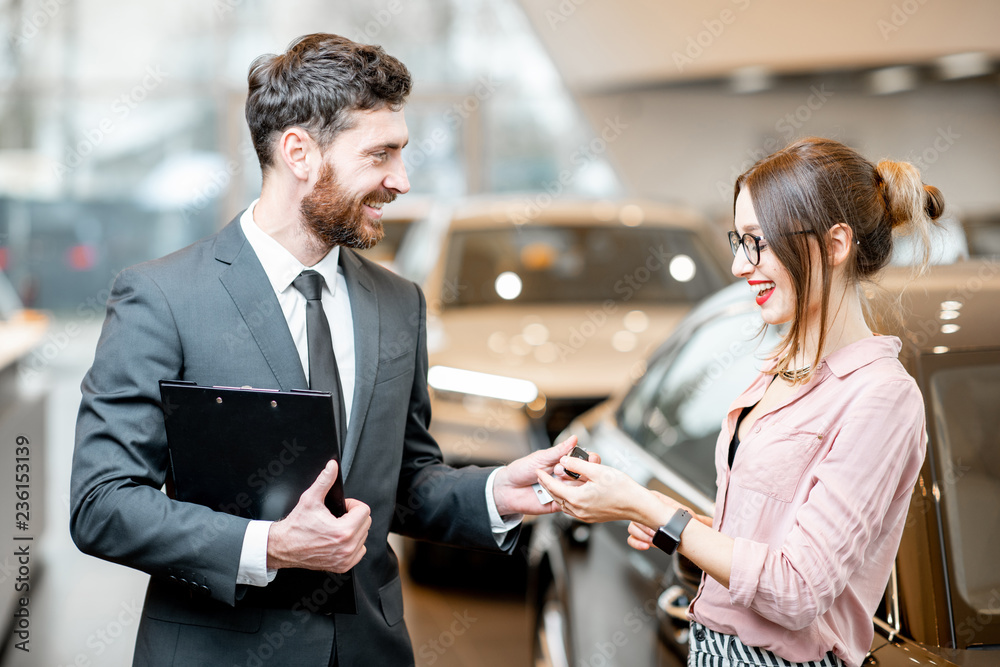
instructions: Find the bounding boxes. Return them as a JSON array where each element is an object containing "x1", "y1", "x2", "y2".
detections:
[
  {"x1": 216, "y1": 397, "x2": 223, "y2": 404},
  {"x1": 270, "y1": 400, "x2": 277, "y2": 408}
]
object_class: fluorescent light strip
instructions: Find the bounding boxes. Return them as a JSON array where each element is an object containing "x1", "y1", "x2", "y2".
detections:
[{"x1": 428, "y1": 365, "x2": 539, "y2": 404}]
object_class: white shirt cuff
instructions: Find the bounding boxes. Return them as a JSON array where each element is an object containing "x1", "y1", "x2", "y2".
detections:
[
  {"x1": 237, "y1": 520, "x2": 278, "y2": 587},
  {"x1": 486, "y1": 467, "x2": 523, "y2": 547}
]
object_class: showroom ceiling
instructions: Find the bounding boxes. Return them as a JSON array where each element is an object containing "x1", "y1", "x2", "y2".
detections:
[{"x1": 516, "y1": 0, "x2": 1000, "y2": 91}]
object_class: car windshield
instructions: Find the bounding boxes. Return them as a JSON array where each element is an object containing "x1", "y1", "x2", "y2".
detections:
[
  {"x1": 928, "y1": 360, "x2": 1000, "y2": 617},
  {"x1": 441, "y1": 225, "x2": 725, "y2": 308}
]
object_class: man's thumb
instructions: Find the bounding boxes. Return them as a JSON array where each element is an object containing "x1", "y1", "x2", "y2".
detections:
[
  {"x1": 304, "y1": 459, "x2": 339, "y2": 502},
  {"x1": 540, "y1": 435, "x2": 577, "y2": 463}
]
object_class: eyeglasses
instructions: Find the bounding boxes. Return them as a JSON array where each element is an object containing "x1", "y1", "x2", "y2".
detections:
[{"x1": 727, "y1": 230, "x2": 814, "y2": 266}]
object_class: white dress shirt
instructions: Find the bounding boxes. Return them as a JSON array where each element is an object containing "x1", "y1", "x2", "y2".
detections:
[{"x1": 235, "y1": 201, "x2": 519, "y2": 586}]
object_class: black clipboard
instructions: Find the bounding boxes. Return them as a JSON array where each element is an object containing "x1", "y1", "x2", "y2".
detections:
[{"x1": 159, "y1": 379, "x2": 357, "y2": 615}]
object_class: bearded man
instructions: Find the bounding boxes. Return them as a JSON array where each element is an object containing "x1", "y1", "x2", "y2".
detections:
[{"x1": 70, "y1": 34, "x2": 577, "y2": 667}]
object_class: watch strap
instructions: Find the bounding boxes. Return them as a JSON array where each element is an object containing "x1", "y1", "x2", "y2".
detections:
[{"x1": 652, "y1": 508, "x2": 693, "y2": 555}]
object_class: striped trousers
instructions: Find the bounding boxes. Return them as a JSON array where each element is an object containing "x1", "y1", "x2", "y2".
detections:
[{"x1": 688, "y1": 622, "x2": 845, "y2": 667}]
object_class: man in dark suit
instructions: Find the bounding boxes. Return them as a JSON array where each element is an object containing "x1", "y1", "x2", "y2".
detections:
[{"x1": 70, "y1": 33, "x2": 578, "y2": 666}]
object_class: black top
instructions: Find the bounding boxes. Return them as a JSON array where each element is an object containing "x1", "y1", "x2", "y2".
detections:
[{"x1": 728, "y1": 404, "x2": 756, "y2": 468}]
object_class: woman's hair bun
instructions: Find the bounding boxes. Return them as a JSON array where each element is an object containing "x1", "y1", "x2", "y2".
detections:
[
  {"x1": 924, "y1": 184, "x2": 945, "y2": 221},
  {"x1": 875, "y1": 159, "x2": 944, "y2": 230}
]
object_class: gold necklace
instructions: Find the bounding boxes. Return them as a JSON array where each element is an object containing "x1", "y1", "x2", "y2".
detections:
[{"x1": 778, "y1": 365, "x2": 811, "y2": 382}]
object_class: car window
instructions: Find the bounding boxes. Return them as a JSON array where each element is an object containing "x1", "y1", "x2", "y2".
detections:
[
  {"x1": 928, "y1": 361, "x2": 1000, "y2": 617},
  {"x1": 618, "y1": 306, "x2": 781, "y2": 498},
  {"x1": 442, "y1": 226, "x2": 726, "y2": 307}
]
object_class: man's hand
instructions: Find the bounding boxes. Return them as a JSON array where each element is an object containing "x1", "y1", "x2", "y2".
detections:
[
  {"x1": 492, "y1": 436, "x2": 600, "y2": 516},
  {"x1": 266, "y1": 460, "x2": 371, "y2": 573}
]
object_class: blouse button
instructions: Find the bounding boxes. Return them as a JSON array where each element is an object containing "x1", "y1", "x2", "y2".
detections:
[{"x1": 754, "y1": 426, "x2": 761, "y2": 433}]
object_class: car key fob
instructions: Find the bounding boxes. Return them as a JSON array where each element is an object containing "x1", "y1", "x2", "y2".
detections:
[
  {"x1": 533, "y1": 482, "x2": 554, "y2": 505},
  {"x1": 564, "y1": 445, "x2": 589, "y2": 479}
]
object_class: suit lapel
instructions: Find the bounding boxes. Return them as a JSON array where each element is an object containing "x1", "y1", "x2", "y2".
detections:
[
  {"x1": 339, "y1": 249, "x2": 377, "y2": 479},
  {"x1": 215, "y1": 217, "x2": 308, "y2": 392}
]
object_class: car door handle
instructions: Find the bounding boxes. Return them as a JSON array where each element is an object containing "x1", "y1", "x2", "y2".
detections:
[{"x1": 657, "y1": 585, "x2": 691, "y2": 622}]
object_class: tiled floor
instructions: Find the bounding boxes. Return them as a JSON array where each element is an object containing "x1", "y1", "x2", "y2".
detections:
[{"x1": 0, "y1": 319, "x2": 530, "y2": 666}]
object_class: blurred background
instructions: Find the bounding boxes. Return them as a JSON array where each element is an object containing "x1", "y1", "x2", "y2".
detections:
[{"x1": 1, "y1": 0, "x2": 998, "y2": 665}]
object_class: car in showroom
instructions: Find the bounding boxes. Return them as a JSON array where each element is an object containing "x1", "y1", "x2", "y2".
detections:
[
  {"x1": 399, "y1": 197, "x2": 733, "y2": 583},
  {"x1": 527, "y1": 259, "x2": 1000, "y2": 667}
]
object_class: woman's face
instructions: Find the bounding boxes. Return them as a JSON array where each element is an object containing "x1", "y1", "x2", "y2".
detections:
[{"x1": 732, "y1": 187, "x2": 798, "y2": 326}]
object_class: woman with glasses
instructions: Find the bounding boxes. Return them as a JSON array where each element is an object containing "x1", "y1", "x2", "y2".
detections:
[{"x1": 537, "y1": 137, "x2": 943, "y2": 667}]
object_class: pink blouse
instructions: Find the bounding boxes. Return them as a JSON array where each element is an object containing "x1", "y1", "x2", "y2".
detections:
[{"x1": 688, "y1": 336, "x2": 926, "y2": 667}]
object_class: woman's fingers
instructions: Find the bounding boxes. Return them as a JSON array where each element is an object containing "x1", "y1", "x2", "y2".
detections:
[
  {"x1": 627, "y1": 521, "x2": 655, "y2": 551},
  {"x1": 628, "y1": 520, "x2": 655, "y2": 540},
  {"x1": 627, "y1": 535, "x2": 652, "y2": 551}
]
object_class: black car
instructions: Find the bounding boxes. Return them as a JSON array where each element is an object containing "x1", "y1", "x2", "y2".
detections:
[{"x1": 528, "y1": 260, "x2": 1000, "y2": 667}]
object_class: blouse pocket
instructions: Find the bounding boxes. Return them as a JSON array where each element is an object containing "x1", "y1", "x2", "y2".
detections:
[{"x1": 734, "y1": 427, "x2": 826, "y2": 503}]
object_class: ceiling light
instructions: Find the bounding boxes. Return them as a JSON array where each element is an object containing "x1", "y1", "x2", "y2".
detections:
[
  {"x1": 939, "y1": 310, "x2": 960, "y2": 320},
  {"x1": 940, "y1": 324, "x2": 960, "y2": 334},
  {"x1": 936, "y1": 52, "x2": 991, "y2": 80},
  {"x1": 933, "y1": 346, "x2": 949, "y2": 354},
  {"x1": 730, "y1": 66, "x2": 775, "y2": 94},
  {"x1": 869, "y1": 66, "x2": 917, "y2": 95}
]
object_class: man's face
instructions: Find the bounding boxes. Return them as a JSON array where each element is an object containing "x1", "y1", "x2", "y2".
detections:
[{"x1": 300, "y1": 107, "x2": 410, "y2": 250}]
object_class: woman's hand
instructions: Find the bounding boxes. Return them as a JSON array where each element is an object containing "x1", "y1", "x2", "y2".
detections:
[
  {"x1": 627, "y1": 494, "x2": 713, "y2": 552},
  {"x1": 534, "y1": 456, "x2": 674, "y2": 526}
]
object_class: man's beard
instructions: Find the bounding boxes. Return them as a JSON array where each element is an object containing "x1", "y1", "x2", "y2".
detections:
[{"x1": 299, "y1": 162, "x2": 396, "y2": 251}]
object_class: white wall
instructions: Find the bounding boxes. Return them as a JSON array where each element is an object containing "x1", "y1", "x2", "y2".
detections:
[{"x1": 574, "y1": 75, "x2": 1000, "y2": 221}]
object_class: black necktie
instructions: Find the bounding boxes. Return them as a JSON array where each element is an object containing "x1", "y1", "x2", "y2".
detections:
[{"x1": 292, "y1": 269, "x2": 347, "y2": 450}]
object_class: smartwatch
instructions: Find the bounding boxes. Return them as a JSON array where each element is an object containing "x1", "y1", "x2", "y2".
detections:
[{"x1": 652, "y1": 508, "x2": 693, "y2": 555}]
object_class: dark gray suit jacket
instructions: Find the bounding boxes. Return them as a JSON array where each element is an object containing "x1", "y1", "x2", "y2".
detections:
[{"x1": 70, "y1": 216, "x2": 508, "y2": 666}]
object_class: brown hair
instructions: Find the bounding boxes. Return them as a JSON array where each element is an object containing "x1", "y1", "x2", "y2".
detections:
[
  {"x1": 734, "y1": 137, "x2": 944, "y2": 381},
  {"x1": 245, "y1": 33, "x2": 412, "y2": 172}
]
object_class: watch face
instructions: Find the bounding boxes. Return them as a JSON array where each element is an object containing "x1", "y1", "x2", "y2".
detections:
[{"x1": 653, "y1": 527, "x2": 678, "y2": 555}]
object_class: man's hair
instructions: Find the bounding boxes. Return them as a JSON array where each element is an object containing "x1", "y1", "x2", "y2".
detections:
[{"x1": 245, "y1": 33, "x2": 412, "y2": 172}]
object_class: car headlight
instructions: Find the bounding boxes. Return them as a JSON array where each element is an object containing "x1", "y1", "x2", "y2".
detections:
[{"x1": 427, "y1": 365, "x2": 539, "y2": 404}]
